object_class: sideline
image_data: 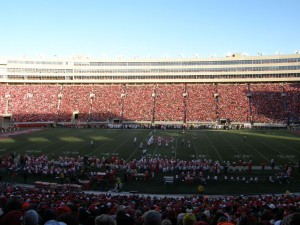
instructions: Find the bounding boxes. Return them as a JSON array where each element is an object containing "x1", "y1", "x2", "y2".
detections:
[{"x1": 7, "y1": 182, "x2": 299, "y2": 199}]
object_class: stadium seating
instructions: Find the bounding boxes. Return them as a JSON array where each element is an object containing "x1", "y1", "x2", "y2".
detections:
[
  {"x1": 122, "y1": 84, "x2": 154, "y2": 121},
  {"x1": 58, "y1": 85, "x2": 93, "y2": 122},
  {"x1": 218, "y1": 84, "x2": 249, "y2": 122},
  {"x1": 0, "y1": 183, "x2": 299, "y2": 225},
  {"x1": 1, "y1": 82, "x2": 300, "y2": 225},
  {"x1": 0, "y1": 82, "x2": 299, "y2": 124},
  {"x1": 1, "y1": 84, "x2": 60, "y2": 122},
  {"x1": 90, "y1": 85, "x2": 123, "y2": 121},
  {"x1": 186, "y1": 84, "x2": 216, "y2": 122},
  {"x1": 251, "y1": 83, "x2": 286, "y2": 123},
  {"x1": 284, "y1": 83, "x2": 300, "y2": 122},
  {"x1": 154, "y1": 84, "x2": 185, "y2": 122}
]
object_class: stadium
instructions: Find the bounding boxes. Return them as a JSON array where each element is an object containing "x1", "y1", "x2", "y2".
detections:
[
  {"x1": 0, "y1": 53, "x2": 300, "y2": 225},
  {"x1": 2, "y1": 0, "x2": 300, "y2": 224},
  {"x1": 1, "y1": 53, "x2": 300, "y2": 125}
]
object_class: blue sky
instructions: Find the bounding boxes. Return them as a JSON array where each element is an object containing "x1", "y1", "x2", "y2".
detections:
[{"x1": 0, "y1": 0, "x2": 299, "y2": 58}]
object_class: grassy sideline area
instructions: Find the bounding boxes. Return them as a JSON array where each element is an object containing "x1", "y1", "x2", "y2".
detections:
[{"x1": 0, "y1": 127, "x2": 300, "y2": 195}]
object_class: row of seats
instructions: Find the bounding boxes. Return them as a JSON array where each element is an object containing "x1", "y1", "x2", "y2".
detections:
[
  {"x1": 0, "y1": 83, "x2": 299, "y2": 123},
  {"x1": 0, "y1": 183, "x2": 300, "y2": 225}
]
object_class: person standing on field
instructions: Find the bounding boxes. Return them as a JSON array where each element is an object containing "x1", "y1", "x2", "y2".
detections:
[{"x1": 90, "y1": 140, "x2": 94, "y2": 148}]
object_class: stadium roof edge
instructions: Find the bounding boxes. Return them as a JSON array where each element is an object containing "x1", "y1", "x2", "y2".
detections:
[{"x1": 1, "y1": 53, "x2": 300, "y2": 62}]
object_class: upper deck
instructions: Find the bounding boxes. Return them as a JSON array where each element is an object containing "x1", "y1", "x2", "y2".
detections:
[{"x1": 1, "y1": 53, "x2": 300, "y2": 83}]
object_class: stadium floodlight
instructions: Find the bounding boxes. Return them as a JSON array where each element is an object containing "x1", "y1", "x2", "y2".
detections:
[
  {"x1": 295, "y1": 50, "x2": 299, "y2": 54},
  {"x1": 257, "y1": 52, "x2": 263, "y2": 56},
  {"x1": 275, "y1": 51, "x2": 281, "y2": 55}
]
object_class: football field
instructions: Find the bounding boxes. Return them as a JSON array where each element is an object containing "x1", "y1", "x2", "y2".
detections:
[{"x1": 1, "y1": 127, "x2": 300, "y2": 167}]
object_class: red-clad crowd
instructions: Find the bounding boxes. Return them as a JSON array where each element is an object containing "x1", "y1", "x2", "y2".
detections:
[
  {"x1": 0, "y1": 151, "x2": 297, "y2": 225},
  {"x1": 0, "y1": 183, "x2": 299, "y2": 225},
  {"x1": 0, "y1": 84, "x2": 60, "y2": 122},
  {"x1": 122, "y1": 85, "x2": 154, "y2": 121},
  {"x1": 0, "y1": 83, "x2": 299, "y2": 124},
  {"x1": 186, "y1": 84, "x2": 216, "y2": 122},
  {"x1": 154, "y1": 84, "x2": 185, "y2": 122},
  {"x1": 251, "y1": 84, "x2": 286, "y2": 124},
  {"x1": 58, "y1": 85, "x2": 93, "y2": 122},
  {"x1": 218, "y1": 84, "x2": 249, "y2": 123},
  {"x1": 90, "y1": 85, "x2": 123, "y2": 121}
]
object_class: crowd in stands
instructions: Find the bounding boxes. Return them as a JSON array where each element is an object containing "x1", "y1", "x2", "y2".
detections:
[
  {"x1": 123, "y1": 85, "x2": 154, "y2": 121},
  {"x1": 284, "y1": 83, "x2": 300, "y2": 123},
  {"x1": 154, "y1": 84, "x2": 185, "y2": 122},
  {"x1": 0, "y1": 84, "x2": 10, "y2": 115},
  {"x1": 218, "y1": 84, "x2": 249, "y2": 123},
  {"x1": 186, "y1": 84, "x2": 216, "y2": 122},
  {"x1": 251, "y1": 84, "x2": 287, "y2": 124},
  {"x1": 0, "y1": 148, "x2": 297, "y2": 225},
  {"x1": 90, "y1": 85, "x2": 123, "y2": 122},
  {"x1": 1, "y1": 84, "x2": 60, "y2": 122},
  {"x1": 0, "y1": 182, "x2": 300, "y2": 225},
  {"x1": 58, "y1": 85, "x2": 93, "y2": 122},
  {"x1": 0, "y1": 83, "x2": 299, "y2": 124}
]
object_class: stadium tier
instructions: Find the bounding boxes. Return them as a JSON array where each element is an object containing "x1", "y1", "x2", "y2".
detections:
[
  {"x1": 1, "y1": 184, "x2": 300, "y2": 225},
  {"x1": 0, "y1": 54, "x2": 300, "y2": 126}
]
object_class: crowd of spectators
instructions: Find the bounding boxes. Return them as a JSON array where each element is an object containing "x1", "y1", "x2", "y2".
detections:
[
  {"x1": 284, "y1": 83, "x2": 300, "y2": 123},
  {"x1": 90, "y1": 85, "x2": 123, "y2": 121},
  {"x1": 58, "y1": 85, "x2": 93, "y2": 122},
  {"x1": 0, "y1": 83, "x2": 299, "y2": 124},
  {"x1": 0, "y1": 151, "x2": 297, "y2": 225},
  {"x1": 0, "y1": 182, "x2": 300, "y2": 225},
  {"x1": 218, "y1": 84, "x2": 249, "y2": 123},
  {"x1": 251, "y1": 84, "x2": 287, "y2": 124},
  {"x1": 1, "y1": 84, "x2": 60, "y2": 122},
  {"x1": 154, "y1": 84, "x2": 185, "y2": 122},
  {"x1": 0, "y1": 83, "x2": 10, "y2": 115},
  {"x1": 122, "y1": 85, "x2": 154, "y2": 121},
  {"x1": 186, "y1": 84, "x2": 216, "y2": 122}
]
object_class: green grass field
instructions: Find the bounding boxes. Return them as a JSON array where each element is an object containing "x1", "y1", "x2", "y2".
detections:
[
  {"x1": 2, "y1": 128, "x2": 300, "y2": 165},
  {"x1": 1, "y1": 127, "x2": 300, "y2": 195}
]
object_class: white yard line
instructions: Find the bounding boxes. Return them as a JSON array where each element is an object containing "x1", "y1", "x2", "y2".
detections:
[
  {"x1": 255, "y1": 138, "x2": 297, "y2": 164},
  {"x1": 231, "y1": 133, "x2": 270, "y2": 163},
  {"x1": 204, "y1": 132, "x2": 223, "y2": 162},
  {"x1": 126, "y1": 132, "x2": 152, "y2": 162},
  {"x1": 270, "y1": 138, "x2": 300, "y2": 154},
  {"x1": 218, "y1": 132, "x2": 241, "y2": 155},
  {"x1": 191, "y1": 133, "x2": 199, "y2": 160},
  {"x1": 151, "y1": 143, "x2": 159, "y2": 158}
]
